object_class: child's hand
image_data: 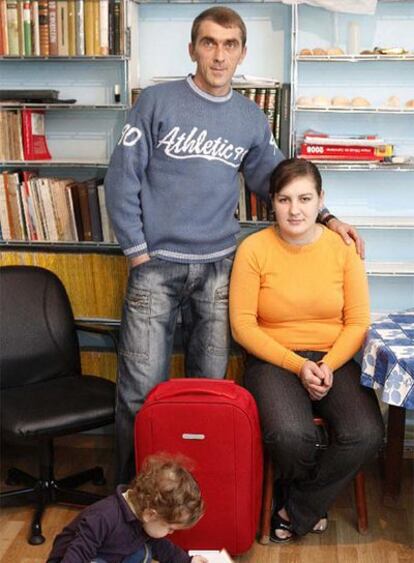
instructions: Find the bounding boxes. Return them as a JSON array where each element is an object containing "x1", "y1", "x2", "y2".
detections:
[{"x1": 191, "y1": 556, "x2": 208, "y2": 563}]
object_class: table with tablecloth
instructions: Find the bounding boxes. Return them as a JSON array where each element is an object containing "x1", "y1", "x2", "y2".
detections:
[{"x1": 361, "y1": 309, "x2": 414, "y2": 500}]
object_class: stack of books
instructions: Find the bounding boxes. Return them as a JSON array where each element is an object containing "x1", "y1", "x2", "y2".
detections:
[{"x1": 299, "y1": 130, "x2": 394, "y2": 163}]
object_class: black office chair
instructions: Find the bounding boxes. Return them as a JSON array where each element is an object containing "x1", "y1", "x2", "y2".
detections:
[{"x1": 0, "y1": 265, "x2": 116, "y2": 545}]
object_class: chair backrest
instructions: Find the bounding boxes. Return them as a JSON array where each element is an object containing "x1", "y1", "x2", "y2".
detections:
[{"x1": 0, "y1": 265, "x2": 81, "y2": 389}]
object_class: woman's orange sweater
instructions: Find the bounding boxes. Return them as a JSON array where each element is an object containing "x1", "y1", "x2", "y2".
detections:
[{"x1": 229, "y1": 226, "x2": 370, "y2": 375}]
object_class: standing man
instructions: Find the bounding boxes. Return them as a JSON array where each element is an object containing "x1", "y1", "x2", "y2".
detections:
[{"x1": 105, "y1": 7, "x2": 361, "y2": 484}]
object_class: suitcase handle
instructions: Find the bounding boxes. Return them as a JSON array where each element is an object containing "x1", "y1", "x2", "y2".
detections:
[{"x1": 146, "y1": 379, "x2": 242, "y2": 402}]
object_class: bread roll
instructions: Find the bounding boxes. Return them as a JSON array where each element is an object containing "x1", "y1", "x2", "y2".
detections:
[
  {"x1": 351, "y1": 96, "x2": 371, "y2": 107},
  {"x1": 331, "y1": 96, "x2": 351, "y2": 107},
  {"x1": 326, "y1": 47, "x2": 344, "y2": 56},
  {"x1": 405, "y1": 99, "x2": 414, "y2": 108},
  {"x1": 296, "y1": 96, "x2": 314, "y2": 107},
  {"x1": 312, "y1": 95, "x2": 330, "y2": 107},
  {"x1": 385, "y1": 95, "x2": 400, "y2": 108},
  {"x1": 299, "y1": 48, "x2": 312, "y2": 56},
  {"x1": 312, "y1": 47, "x2": 328, "y2": 55}
]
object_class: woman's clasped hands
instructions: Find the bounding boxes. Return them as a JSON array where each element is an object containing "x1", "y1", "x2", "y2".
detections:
[{"x1": 299, "y1": 361, "x2": 333, "y2": 400}]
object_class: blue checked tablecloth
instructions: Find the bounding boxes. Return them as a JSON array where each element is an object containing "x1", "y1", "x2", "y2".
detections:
[{"x1": 361, "y1": 309, "x2": 414, "y2": 410}]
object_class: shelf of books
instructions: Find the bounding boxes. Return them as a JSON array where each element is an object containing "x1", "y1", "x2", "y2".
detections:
[{"x1": 0, "y1": 0, "x2": 128, "y2": 58}]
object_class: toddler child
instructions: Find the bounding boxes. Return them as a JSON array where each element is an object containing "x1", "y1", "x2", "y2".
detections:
[{"x1": 47, "y1": 454, "x2": 207, "y2": 563}]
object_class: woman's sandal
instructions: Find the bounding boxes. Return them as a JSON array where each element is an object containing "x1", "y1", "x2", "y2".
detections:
[
  {"x1": 311, "y1": 513, "x2": 328, "y2": 534},
  {"x1": 270, "y1": 512, "x2": 294, "y2": 544}
]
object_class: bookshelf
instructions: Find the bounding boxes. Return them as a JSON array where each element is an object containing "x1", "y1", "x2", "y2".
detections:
[{"x1": 0, "y1": 0, "x2": 134, "y2": 321}]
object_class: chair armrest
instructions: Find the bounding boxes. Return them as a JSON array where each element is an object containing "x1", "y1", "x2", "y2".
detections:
[{"x1": 75, "y1": 322, "x2": 119, "y2": 354}]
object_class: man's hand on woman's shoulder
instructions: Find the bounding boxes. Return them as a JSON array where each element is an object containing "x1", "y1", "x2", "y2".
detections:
[{"x1": 326, "y1": 218, "x2": 365, "y2": 259}]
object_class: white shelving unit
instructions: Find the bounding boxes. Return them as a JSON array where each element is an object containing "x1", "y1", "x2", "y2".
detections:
[{"x1": 290, "y1": 0, "x2": 414, "y2": 315}]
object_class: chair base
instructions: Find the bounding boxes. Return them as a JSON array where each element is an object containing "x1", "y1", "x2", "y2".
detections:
[{"x1": 1, "y1": 439, "x2": 107, "y2": 545}]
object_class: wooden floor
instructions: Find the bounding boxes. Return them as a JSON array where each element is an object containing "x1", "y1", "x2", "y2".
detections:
[{"x1": 1, "y1": 435, "x2": 413, "y2": 563}]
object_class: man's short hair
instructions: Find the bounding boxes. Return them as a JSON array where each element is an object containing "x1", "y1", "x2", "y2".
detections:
[
  {"x1": 191, "y1": 7, "x2": 247, "y2": 48},
  {"x1": 128, "y1": 454, "x2": 204, "y2": 527}
]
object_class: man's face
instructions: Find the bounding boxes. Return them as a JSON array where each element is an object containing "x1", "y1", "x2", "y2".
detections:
[{"x1": 189, "y1": 20, "x2": 246, "y2": 97}]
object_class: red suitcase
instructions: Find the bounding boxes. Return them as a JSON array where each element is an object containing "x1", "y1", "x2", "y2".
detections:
[{"x1": 134, "y1": 378, "x2": 263, "y2": 555}]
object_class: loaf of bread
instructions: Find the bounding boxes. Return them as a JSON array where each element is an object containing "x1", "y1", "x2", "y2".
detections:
[
  {"x1": 326, "y1": 47, "x2": 344, "y2": 56},
  {"x1": 312, "y1": 95, "x2": 330, "y2": 107},
  {"x1": 299, "y1": 48, "x2": 312, "y2": 56},
  {"x1": 405, "y1": 99, "x2": 414, "y2": 108},
  {"x1": 351, "y1": 96, "x2": 371, "y2": 107},
  {"x1": 296, "y1": 96, "x2": 314, "y2": 107},
  {"x1": 385, "y1": 95, "x2": 400, "y2": 108},
  {"x1": 331, "y1": 96, "x2": 351, "y2": 107},
  {"x1": 312, "y1": 47, "x2": 328, "y2": 55}
]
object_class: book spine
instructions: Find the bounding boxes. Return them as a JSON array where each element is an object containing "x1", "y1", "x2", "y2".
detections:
[
  {"x1": 31, "y1": 0, "x2": 40, "y2": 55},
  {"x1": 250, "y1": 192, "x2": 258, "y2": 222},
  {"x1": 279, "y1": 83, "x2": 291, "y2": 157},
  {"x1": 0, "y1": 173, "x2": 11, "y2": 239},
  {"x1": 245, "y1": 87, "x2": 256, "y2": 103},
  {"x1": 37, "y1": 177, "x2": 55, "y2": 240},
  {"x1": 0, "y1": 0, "x2": 9, "y2": 55},
  {"x1": 77, "y1": 182, "x2": 92, "y2": 240},
  {"x1": 6, "y1": 0, "x2": 19, "y2": 55},
  {"x1": 38, "y1": 0, "x2": 48, "y2": 55},
  {"x1": 15, "y1": 108, "x2": 24, "y2": 159},
  {"x1": 17, "y1": 0, "x2": 24, "y2": 54},
  {"x1": 75, "y1": 0, "x2": 84, "y2": 55},
  {"x1": 21, "y1": 170, "x2": 38, "y2": 239},
  {"x1": 97, "y1": 183, "x2": 111, "y2": 242},
  {"x1": 29, "y1": 177, "x2": 46, "y2": 239},
  {"x1": 67, "y1": 0, "x2": 75, "y2": 55},
  {"x1": 274, "y1": 85, "x2": 282, "y2": 146},
  {"x1": 57, "y1": 0, "x2": 68, "y2": 56},
  {"x1": 113, "y1": 0, "x2": 120, "y2": 55},
  {"x1": 99, "y1": 0, "x2": 108, "y2": 55},
  {"x1": 92, "y1": 0, "x2": 100, "y2": 55},
  {"x1": 15, "y1": 174, "x2": 27, "y2": 239},
  {"x1": 47, "y1": 178, "x2": 63, "y2": 240},
  {"x1": 254, "y1": 87, "x2": 266, "y2": 112},
  {"x1": 65, "y1": 184, "x2": 80, "y2": 241},
  {"x1": 67, "y1": 183, "x2": 84, "y2": 239},
  {"x1": 84, "y1": 0, "x2": 93, "y2": 55},
  {"x1": 108, "y1": 0, "x2": 113, "y2": 54},
  {"x1": 264, "y1": 87, "x2": 276, "y2": 136},
  {"x1": 87, "y1": 182, "x2": 103, "y2": 241},
  {"x1": 48, "y1": 0, "x2": 57, "y2": 55},
  {"x1": 22, "y1": 0, "x2": 31, "y2": 55}
]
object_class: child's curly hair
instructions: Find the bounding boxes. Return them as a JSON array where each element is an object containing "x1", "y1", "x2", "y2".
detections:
[{"x1": 128, "y1": 454, "x2": 204, "y2": 527}]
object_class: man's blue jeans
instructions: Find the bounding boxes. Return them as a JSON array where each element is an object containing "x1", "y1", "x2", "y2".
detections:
[{"x1": 115, "y1": 256, "x2": 233, "y2": 484}]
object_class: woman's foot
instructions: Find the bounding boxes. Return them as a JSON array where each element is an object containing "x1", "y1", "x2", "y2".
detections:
[
  {"x1": 270, "y1": 507, "x2": 294, "y2": 543},
  {"x1": 311, "y1": 513, "x2": 328, "y2": 534}
]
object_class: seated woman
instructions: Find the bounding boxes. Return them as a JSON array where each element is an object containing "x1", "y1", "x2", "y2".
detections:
[{"x1": 229, "y1": 158, "x2": 384, "y2": 542}]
